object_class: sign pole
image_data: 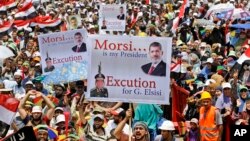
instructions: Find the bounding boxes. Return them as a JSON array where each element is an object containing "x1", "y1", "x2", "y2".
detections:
[{"x1": 129, "y1": 103, "x2": 132, "y2": 141}]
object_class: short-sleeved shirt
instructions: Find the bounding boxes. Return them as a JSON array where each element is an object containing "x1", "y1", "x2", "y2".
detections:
[{"x1": 215, "y1": 93, "x2": 232, "y2": 110}]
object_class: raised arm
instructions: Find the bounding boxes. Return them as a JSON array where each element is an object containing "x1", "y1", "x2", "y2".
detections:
[
  {"x1": 18, "y1": 91, "x2": 32, "y2": 119},
  {"x1": 113, "y1": 108, "x2": 132, "y2": 140},
  {"x1": 37, "y1": 91, "x2": 55, "y2": 120},
  {"x1": 94, "y1": 102, "x2": 123, "y2": 113},
  {"x1": 79, "y1": 102, "x2": 91, "y2": 126}
]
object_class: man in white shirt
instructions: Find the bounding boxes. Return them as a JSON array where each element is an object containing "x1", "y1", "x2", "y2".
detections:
[
  {"x1": 12, "y1": 71, "x2": 25, "y2": 99},
  {"x1": 106, "y1": 108, "x2": 130, "y2": 136}
]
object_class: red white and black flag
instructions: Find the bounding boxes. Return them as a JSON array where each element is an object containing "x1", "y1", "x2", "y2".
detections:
[{"x1": 15, "y1": 2, "x2": 37, "y2": 19}]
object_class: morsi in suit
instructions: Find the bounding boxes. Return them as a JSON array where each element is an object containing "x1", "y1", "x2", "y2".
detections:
[
  {"x1": 72, "y1": 42, "x2": 87, "y2": 52},
  {"x1": 141, "y1": 60, "x2": 166, "y2": 76},
  {"x1": 117, "y1": 14, "x2": 125, "y2": 20}
]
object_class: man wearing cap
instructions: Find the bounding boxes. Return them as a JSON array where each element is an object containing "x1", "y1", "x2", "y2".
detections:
[
  {"x1": 18, "y1": 90, "x2": 55, "y2": 127},
  {"x1": 12, "y1": 70, "x2": 26, "y2": 99},
  {"x1": 35, "y1": 125, "x2": 49, "y2": 141},
  {"x1": 199, "y1": 91, "x2": 223, "y2": 141},
  {"x1": 215, "y1": 82, "x2": 234, "y2": 141},
  {"x1": 91, "y1": 62, "x2": 108, "y2": 98},
  {"x1": 54, "y1": 84, "x2": 66, "y2": 104},
  {"x1": 33, "y1": 78, "x2": 49, "y2": 96},
  {"x1": 154, "y1": 120, "x2": 176, "y2": 141},
  {"x1": 50, "y1": 106, "x2": 64, "y2": 128},
  {"x1": 114, "y1": 109, "x2": 150, "y2": 141},
  {"x1": 90, "y1": 73, "x2": 109, "y2": 98},
  {"x1": 184, "y1": 118, "x2": 200, "y2": 141},
  {"x1": 106, "y1": 108, "x2": 129, "y2": 136},
  {"x1": 141, "y1": 42, "x2": 166, "y2": 76},
  {"x1": 200, "y1": 58, "x2": 214, "y2": 79},
  {"x1": 72, "y1": 32, "x2": 87, "y2": 53},
  {"x1": 44, "y1": 57, "x2": 55, "y2": 73},
  {"x1": 24, "y1": 80, "x2": 34, "y2": 93},
  {"x1": 79, "y1": 103, "x2": 109, "y2": 141},
  {"x1": 215, "y1": 82, "x2": 233, "y2": 111},
  {"x1": 71, "y1": 80, "x2": 85, "y2": 115},
  {"x1": 55, "y1": 114, "x2": 67, "y2": 135}
]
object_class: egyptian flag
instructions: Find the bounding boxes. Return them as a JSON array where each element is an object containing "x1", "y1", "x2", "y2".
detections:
[
  {"x1": 30, "y1": 16, "x2": 62, "y2": 28},
  {"x1": 225, "y1": 48, "x2": 250, "y2": 81},
  {"x1": 0, "y1": 0, "x2": 17, "y2": 10},
  {"x1": 171, "y1": 59, "x2": 182, "y2": 72},
  {"x1": 13, "y1": 19, "x2": 30, "y2": 30},
  {"x1": 0, "y1": 21, "x2": 12, "y2": 33},
  {"x1": 237, "y1": 48, "x2": 250, "y2": 65},
  {"x1": 15, "y1": 2, "x2": 37, "y2": 19},
  {"x1": 0, "y1": 4, "x2": 7, "y2": 12},
  {"x1": 179, "y1": 0, "x2": 187, "y2": 18},
  {"x1": 0, "y1": 95, "x2": 19, "y2": 125},
  {"x1": 171, "y1": 17, "x2": 180, "y2": 33}
]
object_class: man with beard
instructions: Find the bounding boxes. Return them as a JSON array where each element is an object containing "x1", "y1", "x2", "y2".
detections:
[
  {"x1": 24, "y1": 80, "x2": 34, "y2": 93},
  {"x1": 71, "y1": 80, "x2": 85, "y2": 114},
  {"x1": 33, "y1": 78, "x2": 49, "y2": 96},
  {"x1": 106, "y1": 108, "x2": 129, "y2": 136},
  {"x1": 114, "y1": 109, "x2": 150, "y2": 141},
  {"x1": 12, "y1": 70, "x2": 26, "y2": 99},
  {"x1": 79, "y1": 102, "x2": 109, "y2": 141},
  {"x1": 141, "y1": 42, "x2": 166, "y2": 76},
  {"x1": 18, "y1": 90, "x2": 55, "y2": 127},
  {"x1": 54, "y1": 83, "x2": 66, "y2": 106}
]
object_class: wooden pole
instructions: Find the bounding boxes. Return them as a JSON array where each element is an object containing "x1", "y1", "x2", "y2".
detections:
[{"x1": 129, "y1": 103, "x2": 132, "y2": 141}]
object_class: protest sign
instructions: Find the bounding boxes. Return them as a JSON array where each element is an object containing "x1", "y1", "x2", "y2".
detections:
[
  {"x1": 87, "y1": 35, "x2": 172, "y2": 104},
  {"x1": 38, "y1": 29, "x2": 88, "y2": 84},
  {"x1": 67, "y1": 15, "x2": 82, "y2": 30},
  {"x1": 99, "y1": 4, "x2": 126, "y2": 31},
  {"x1": 3, "y1": 126, "x2": 37, "y2": 141}
]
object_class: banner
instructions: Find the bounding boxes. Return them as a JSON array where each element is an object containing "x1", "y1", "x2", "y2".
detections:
[
  {"x1": 67, "y1": 15, "x2": 82, "y2": 30},
  {"x1": 87, "y1": 35, "x2": 172, "y2": 104},
  {"x1": 99, "y1": 4, "x2": 126, "y2": 32},
  {"x1": 3, "y1": 126, "x2": 37, "y2": 141},
  {"x1": 38, "y1": 29, "x2": 88, "y2": 83}
]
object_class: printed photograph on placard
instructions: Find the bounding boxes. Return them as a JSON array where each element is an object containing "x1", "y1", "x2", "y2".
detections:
[
  {"x1": 38, "y1": 29, "x2": 88, "y2": 84},
  {"x1": 87, "y1": 35, "x2": 172, "y2": 104},
  {"x1": 99, "y1": 4, "x2": 126, "y2": 31}
]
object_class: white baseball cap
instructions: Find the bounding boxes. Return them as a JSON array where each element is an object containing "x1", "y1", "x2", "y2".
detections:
[
  {"x1": 55, "y1": 107, "x2": 64, "y2": 112},
  {"x1": 56, "y1": 114, "x2": 65, "y2": 124},
  {"x1": 32, "y1": 106, "x2": 42, "y2": 113},
  {"x1": 14, "y1": 70, "x2": 22, "y2": 76},
  {"x1": 204, "y1": 79, "x2": 216, "y2": 86},
  {"x1": 93, "y1": 114, "x2": 104, "y2": 120},
  {"x1": 206, "y1": 58, "x2": 214, "y2": 64},
  {"x1": 159, "y1": 120, "x2": 175, "y2": 131},
  {"x1": 190, "y1": 118, "x2": 198, "y2": 125},
  {"x1": 222, "y1": 82, "x2": 231, "y2": 89},
  {"x1": 25, "y1": 80, "x2": 34, "y2": 85}
]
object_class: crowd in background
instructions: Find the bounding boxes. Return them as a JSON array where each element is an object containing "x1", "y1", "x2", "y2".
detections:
[{"x1": 0, "y1": 0, "x2": 250, "y2": 141}]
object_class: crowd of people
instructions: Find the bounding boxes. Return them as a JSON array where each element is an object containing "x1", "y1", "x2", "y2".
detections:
[{"x1": 0, "y1": 0, "x2": 250, "y2": 141}]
